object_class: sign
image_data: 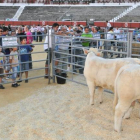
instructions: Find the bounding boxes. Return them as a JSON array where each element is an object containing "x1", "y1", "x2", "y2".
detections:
[
  {"x1": 2, "y1": 37, "x2": 18, "y2": 48},
  {"x1": 125, "y1": 22, "x2": 128, "y2": 27}
]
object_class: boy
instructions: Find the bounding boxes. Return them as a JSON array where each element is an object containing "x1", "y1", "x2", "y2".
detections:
[
  {"x1": 18, "y1": 37, "x2": 33, "y2": 83},
  {"x1": 9, "y1": 47, "x2": 20, "y2": 87},
  {"x1": 0, "y1": 47, "x2": 5, "y2": 89}
]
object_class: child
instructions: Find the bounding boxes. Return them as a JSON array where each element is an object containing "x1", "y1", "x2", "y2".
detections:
[
  {"x1": 9, "y1": 47, "x2": 20, "y2": 87},
  {"x1": 0, "y1": 47, "x2": 5, "y2": 89},
  {"x1": 18, "y1": 37, "x2": 33, "y2": 83}
]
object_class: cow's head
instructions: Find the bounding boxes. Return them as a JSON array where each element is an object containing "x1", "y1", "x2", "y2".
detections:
[{"x1": 83, "y1": 48, "x2": 102, "y2": 57}]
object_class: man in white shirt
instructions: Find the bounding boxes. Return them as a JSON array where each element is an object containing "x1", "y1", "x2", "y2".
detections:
[
  {"x1": 57, "y1": 26, "x2": 71, "y2": 72},
  {"x1": 36, "y1": 25, "x2": 42, "y2": 42},
  {"x1": 106, "y1": 20, "x2": 111, "y2": 31},
  {"x1": 30, "y1": 25, "x2": 36, "y2": 40},
  {"x1": 44, "y1": 23, "x2": 61, "y2": 78},
  {"x1": 104, "y1": 27, "x2": 114, "y2": 58}
]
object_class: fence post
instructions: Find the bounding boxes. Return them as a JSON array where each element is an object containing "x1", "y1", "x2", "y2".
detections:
[
  {"x1": 127, "y1": 32, "x2": 133, "y2": 58},
  {"x1": 51, "y1": 29, "x2": 56, "y2": 83},
  {"x1": 47, "y1": 26, "x2": 51, "y2": 84},
  {"x1": 71, "y1": 36, "x2": 73, "y2": 80},
  {"x1": 129, "y1": 32, "x2": 133, "y2": 58}
]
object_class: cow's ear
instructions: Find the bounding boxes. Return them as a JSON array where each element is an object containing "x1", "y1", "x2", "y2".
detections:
[{"x1": 83, "y1": 48, "x2": 89, "y2": 55}]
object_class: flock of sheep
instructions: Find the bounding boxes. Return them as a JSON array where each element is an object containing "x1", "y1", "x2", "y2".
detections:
[{"x1": 83, "y1": 48, "x2": 140, "y2": 132}]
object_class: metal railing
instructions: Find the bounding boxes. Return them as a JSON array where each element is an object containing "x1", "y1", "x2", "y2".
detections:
[
  {"x1": 0, "y1": 31, "x2": 51, "y2": 86},
  {"x1": 51, "y1": 32, "x2": 136, "y2": 87},
  {"x1": 0, "y1": 31, "x2": 139, "y2": 89}
]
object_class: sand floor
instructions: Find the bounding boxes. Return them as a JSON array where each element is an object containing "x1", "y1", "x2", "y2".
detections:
[
  {"x1": 0, "y1": 40, "x2": 140, "y2": 140},
  {"x1": 0, "y1": 80, "x2": 140, "y2": 140}
]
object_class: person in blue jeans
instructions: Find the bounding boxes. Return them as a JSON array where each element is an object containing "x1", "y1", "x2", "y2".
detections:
[
  {"x1": 18, "y1": 37, "x2": 33, "y2": 83},
  {"x1": 10, "y1": 47, "x2": 20, "y2": 87}
]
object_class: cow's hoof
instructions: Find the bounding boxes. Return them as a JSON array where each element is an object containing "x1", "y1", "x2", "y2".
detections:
[
  {"x1": 100, "y1": 101, "x2": 103, "y2": 104},
  {"x1": 125, "y1": 117, "x2": 130, "y2": 119},
  {"x1": 114, "y1": 127, "x2": 123, "y2": 132},
  {"x1": 114, "y1": 129, "x2": 122, "y2": 133},
  {"x1": 123, "y1": 115, "x2": 130, "y2": 119},
  {"x1": 90, "y1": 103, "x2": 94, "y2": 105}
]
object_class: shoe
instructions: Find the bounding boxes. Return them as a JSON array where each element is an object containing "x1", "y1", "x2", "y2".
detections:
[
  {"x1": 17, "y1": 79, "x2": 22, "y2": 83},
  {"x1": 15, "y1": 83, "x2": 20, "y2": 86},
  {"x1": 11, "y1": 83, "x2": 18, "y2": 88},
  {"x1": 25, "y1": 80, "x2": 28, "y2": 83},
  {"x1": 44, "y1": 75, "x2": 48, "y2": 79},
  {"x1": 0, "y1": 85, "x2": 5, "y2": 89},
  {"x1": 5, "y1": 76, "x2": 9, "y2": 80}
]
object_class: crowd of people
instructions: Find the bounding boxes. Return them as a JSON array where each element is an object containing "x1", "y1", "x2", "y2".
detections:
[
  {"x1": 97, "y1": 0, "x2": 140, "y2": 3},
  {"x1": 0, "y1": 22, "x2": 139, "y2": 89},
  {"x1": 43, "y1": 22, "x2": 131, "y2": 78},
  {"x1": 0, "y1": 24, "x2": 35, "y2": 89}
]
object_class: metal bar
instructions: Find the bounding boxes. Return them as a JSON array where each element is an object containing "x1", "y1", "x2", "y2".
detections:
[
  {"x1": 53, "y1": 59, "x2": 85, "y2": 68},
  {"x1": 54, "y1": 74, "x2": 87, "y2": 86},
  {"x1": 53, "y1": 66, "x2": 84, "y2": 76},
  {"x1": 48, "y1": 26, "x2": 51, "y2": 84},
  {"x1": 52, "y1": 29, "x2": 56, "y2": 83},
  {"x1": 0, "y1": 51, "x2": 47, "y2": 57},
  {"x1": 0, "y1": 66, "x2": 49, "y2": 76},
  {"x1": 0, "y1": 59, "x2": 48, "y2": 67},
  {"x1": 2, "y1": 75, "x2": 49, "y2": 85}
]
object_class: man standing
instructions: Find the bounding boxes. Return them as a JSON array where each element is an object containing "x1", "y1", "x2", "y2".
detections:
[
  {"x1": 2, "y1": 27, "x2": 11, "y2": 80},
  {"x1": 8, "y1": 24, "x2": 12, "y2": 35},
  {"x1": 44, "y1": 23, "x2": 61, "y2": 79},
  {"x1": 24, "y1": 25, "x2": 33, "y2": 69},
  {"x1": 36, "y1": 25, "x2": 42, "y2": 42},
  {"x1": 104, "y1": 27, "x2": 114, "y2": 58},
  {"x1": 106, "y1": 20, "x2": 111, "y2": 31},
  {"x1": 30, "y1": 25, "x2": 36, "y2": 40},
  {"x1": 81, "y1": 26, "x2": 93, "y2": 47}
]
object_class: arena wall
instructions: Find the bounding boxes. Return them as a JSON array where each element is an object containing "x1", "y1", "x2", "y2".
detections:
[{"x1": 0, "y1": 20, "x2": 140, "y2": 28}]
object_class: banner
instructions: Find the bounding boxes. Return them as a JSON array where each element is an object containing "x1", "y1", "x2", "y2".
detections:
[{"x1": 2, "y1": 37, "x2": 18, "y2": 47}]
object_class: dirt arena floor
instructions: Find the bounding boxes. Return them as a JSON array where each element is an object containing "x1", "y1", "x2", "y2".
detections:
[{"x1": 0, "y1": 41, "x2": 140, "y2": 140}]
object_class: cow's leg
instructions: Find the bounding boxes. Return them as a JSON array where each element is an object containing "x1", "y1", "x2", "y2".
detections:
[
  {"x1": 123, "y1": 101, "x2": 135, "y2": 119},
  {"x1": 137, "y1": 99, "x2": 140, "y2": 119},
  {"x1": 114, "y1": 101, "x2": 131, "y2": 132},
  {"x1": 87, "y1": 80, "x2": 95, "y2": 105},
  {"x1": 97, "y1": 87, "x2": 104, "y2": 104}
]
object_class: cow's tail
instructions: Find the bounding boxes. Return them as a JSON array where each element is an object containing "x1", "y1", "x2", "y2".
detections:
[{"x1": 113, "y1": 65, "x2": 129, "y2": 113}]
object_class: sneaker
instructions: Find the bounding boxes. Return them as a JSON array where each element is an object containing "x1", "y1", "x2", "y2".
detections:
[
  {"x1": 11, "y1": 83, "x2": 18, "y2": 88},
  {"x1": 25, "y1": 80, "x2": 28, "y2": 83},
  {"x1": 15, "y1": 83, "x2": 20, "y2": 86},
  {"x1": 44, "y1": 75, "x2": 48, "y2": 79},
  {"x1": 0, "y1": 85, "x2": 5, "y2": 89},
  {"x1": 17, "y1": 79, "x2": 22, "y2": 83},
  {"x1": 5, "y1": 76, "x2": 9, "y2": 80}
]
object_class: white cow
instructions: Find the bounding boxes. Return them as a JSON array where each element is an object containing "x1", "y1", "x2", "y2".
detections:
[
  {"x1": 114, "y1": 64, "x2": 140, "y2": 132},
  {"x1": 83, "y1": 48, "x2": 140, "y2": 105}
]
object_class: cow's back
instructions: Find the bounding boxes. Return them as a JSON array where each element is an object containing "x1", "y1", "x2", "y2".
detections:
[{"x1": 84, "y1": 54, "x2": 136, "y2": 91}]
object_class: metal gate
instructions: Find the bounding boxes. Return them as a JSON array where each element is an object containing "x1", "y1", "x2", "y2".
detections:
[{"x1": 51, "y1": 32, "x2": 134, "y2": 86}]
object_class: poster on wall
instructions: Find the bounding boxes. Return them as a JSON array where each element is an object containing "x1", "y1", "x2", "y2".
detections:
[{"x1": 6, "y1": 18, "x2": 18, "y2": 21}]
